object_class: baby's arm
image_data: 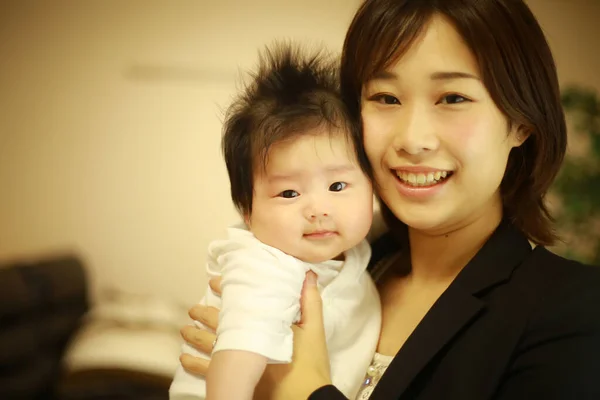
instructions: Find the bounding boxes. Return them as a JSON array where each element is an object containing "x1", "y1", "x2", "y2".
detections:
[
  {"x1": 207, "y1": 350, "x2": 267, "y2": 400},
  {"x1": 203, "y1": 234, "x2": 307, "y2": 398}
]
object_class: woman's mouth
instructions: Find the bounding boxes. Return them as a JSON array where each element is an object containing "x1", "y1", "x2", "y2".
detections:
[{"x1": 394, "y1": 170, "x2": 453, "y2": 187}]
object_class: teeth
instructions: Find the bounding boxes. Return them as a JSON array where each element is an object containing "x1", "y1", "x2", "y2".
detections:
[{"x1": 396, "y1": 170, "x2": 451, "y2": 187}]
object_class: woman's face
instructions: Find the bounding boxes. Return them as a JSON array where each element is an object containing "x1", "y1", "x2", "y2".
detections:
[{"x1": 361, "y1": 15, "x2": 526, "y2": 235}]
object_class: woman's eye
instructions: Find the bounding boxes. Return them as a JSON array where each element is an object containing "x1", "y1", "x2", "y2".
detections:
[
  {"x1": 279, "y1": 190, "x2": 299, "y2": 198},
  {"x1": 371, "y1": 94, "x2": 400, "y2": 105},
  {"x1": 440, "y1": 94, "x2": 468, "y2": 105},
  {"x1": 329, "y1": 182, "x2": 347, "y2": 192}
]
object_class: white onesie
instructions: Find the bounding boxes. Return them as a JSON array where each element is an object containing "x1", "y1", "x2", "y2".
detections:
[{"x1": 169, "y1": 224, "x2": 381, "y2": 399}]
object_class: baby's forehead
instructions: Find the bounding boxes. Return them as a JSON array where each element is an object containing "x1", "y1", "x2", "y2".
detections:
[
  {"x1": 266, "y1": 132, "x2": 356, "y2": 163},
  {"x1": 256, "y1": 132, "x2": 360, "y2": 179}
]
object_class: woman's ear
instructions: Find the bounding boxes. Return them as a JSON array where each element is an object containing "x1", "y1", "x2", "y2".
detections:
[{"x1": 511, "y1": 125, "x2": 531, "y2": 148}]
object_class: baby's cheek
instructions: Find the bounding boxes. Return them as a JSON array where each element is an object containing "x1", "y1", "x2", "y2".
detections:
[
  {"x1": 344, "y1": 197, "x2": 374, "y2": 238},
  {"x1": 252, "y1": 206, "x2": 297, "y2": 244}
]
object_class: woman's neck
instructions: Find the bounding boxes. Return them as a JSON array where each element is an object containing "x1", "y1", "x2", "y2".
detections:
[{"x1": 406, "y1": 202, "x2": 503, "y2": 284}]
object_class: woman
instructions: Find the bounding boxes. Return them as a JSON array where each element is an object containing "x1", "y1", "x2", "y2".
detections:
[{"x1": 179, "y1": 0, "x2": 600, "y2": 398}]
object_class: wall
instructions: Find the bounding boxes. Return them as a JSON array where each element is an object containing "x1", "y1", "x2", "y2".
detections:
[
  {"x1": 0, "y1": 0, "x2": 361, "y2": 305},
  {"x1": 0, "y1": 0, "x2": 598, "y2": 306},
  {"x1": 527, "y1": 0, "x2": 600, "y2": 91}
]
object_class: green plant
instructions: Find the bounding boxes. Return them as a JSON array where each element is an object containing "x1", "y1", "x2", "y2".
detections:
[{"x1": 551, "y1": 85, "x2": 600, "y2": 265}]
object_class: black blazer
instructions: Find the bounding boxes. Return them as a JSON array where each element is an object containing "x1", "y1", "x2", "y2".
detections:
[{"x1": 309, "y1": 220, "x2": 600, "y2": 399}]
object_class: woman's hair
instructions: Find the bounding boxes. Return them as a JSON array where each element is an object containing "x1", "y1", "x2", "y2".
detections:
[
  {"x1": 222, "y1": 42, "x2": 372, "y2": 216},
  {"x1": 341, "y1": 0, "x2": 567, "y2": 245}
]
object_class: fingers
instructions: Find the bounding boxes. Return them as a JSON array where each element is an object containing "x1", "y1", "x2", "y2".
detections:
[
  {"x1": 299, "y1": 271, "x2": 324, "y2": 330},
  {"x1": 180, "y1": 353, "x2": 210, "y2": 376},
  {"x1": 209, "y1": 276, "x2": 222, "y2": 295},
  {"x1": 188, "y1": 305, "x2": 219, "y2": 331},
  {"x1": 180, "y1": 324, "x2": 217, "y2": 354}
]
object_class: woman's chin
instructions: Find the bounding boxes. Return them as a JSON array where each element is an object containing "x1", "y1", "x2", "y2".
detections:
[{"x1": 392, "y1": 206, "x2": 454, "y2": 235}]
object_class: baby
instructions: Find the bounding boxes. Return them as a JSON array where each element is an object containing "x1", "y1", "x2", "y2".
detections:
[{"x1": 169, "y1": 43, "x2": 381, "y2": 400}]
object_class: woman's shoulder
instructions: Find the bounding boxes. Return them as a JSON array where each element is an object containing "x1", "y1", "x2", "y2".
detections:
[
  {"x1": 515, "y1": 246, "x2": 600, "y2": 335},
  {"x1": 521, "y1": 246, "x2": 600, "y2": 290},
  {"x1": 500, "y1": 247, "x2": 600, "y2": 397}
]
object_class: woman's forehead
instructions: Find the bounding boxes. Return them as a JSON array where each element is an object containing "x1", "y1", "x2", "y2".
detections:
[{"x1": 366, "y1": 15, "x2": 480, "y2": 84}]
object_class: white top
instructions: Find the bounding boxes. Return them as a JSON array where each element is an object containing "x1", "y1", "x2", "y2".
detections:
[
  {"x1": 352, "y1": 250, "x2": 403, "y2": 399},
  {"x1": 355, "y1": 352, "x2": 395, "y2": 399},
  {"x1": 169, "y1": 225, "x2": 382, "y2": 400}
]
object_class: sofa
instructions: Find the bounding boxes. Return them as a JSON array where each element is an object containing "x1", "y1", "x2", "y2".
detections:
[
  {"x1": 0, "y1": 256, "x2": 88, "y2": 399},
  {"x1": 0, "y1": 255, "x2": 173, "y2": 400}
]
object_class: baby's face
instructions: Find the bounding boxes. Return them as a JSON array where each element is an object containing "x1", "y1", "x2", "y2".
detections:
[{"x1": 247, "y1": 129, "x2": 373, "y2": 263}]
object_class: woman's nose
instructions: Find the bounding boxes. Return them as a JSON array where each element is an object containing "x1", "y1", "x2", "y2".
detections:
[{"x1": 392, "y1": 105, "x2": 439, "y2": 156}]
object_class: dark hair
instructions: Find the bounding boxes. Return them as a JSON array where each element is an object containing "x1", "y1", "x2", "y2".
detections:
[
  {"x1": 341, "y1": 0, "x2": 567, "y2": 245},
  {"x1": 222, "y1": 42, "x2": 373, "y2": 216}
]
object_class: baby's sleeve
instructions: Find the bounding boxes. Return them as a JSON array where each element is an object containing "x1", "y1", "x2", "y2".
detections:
[
  {"x1": 209, "y1": 237, "x2": 306, "y2": 363},
  {"x1": 168, "y1": 288, "x2": 218, "y2": 399}
]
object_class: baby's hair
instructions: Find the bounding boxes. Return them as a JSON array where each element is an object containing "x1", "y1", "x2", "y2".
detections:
[{"x1": 222, "y1": 41, "x2": 372, "y2": 216}]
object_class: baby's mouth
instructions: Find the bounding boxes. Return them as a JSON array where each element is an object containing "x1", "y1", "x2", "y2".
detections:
[{"x1": 304, "y1": 230, "x2": 337, "y2": 239}]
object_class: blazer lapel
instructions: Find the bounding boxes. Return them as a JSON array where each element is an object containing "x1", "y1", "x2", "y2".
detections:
[{"x1": 370, "y1": 220, "x2": 532, "y2": 399}]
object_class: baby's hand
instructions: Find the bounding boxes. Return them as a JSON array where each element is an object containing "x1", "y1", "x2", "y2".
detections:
[{"x1": 179, "y1": 277, "x2": 222, "y2": 376}]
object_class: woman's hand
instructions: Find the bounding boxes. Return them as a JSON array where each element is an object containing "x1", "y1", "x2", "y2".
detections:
[
  {"x1": 179, "y1": 277, "x2": 222, "y2": 376},
  {"x1": 255, "y1": 271, "x2": 332, "y2": 400}
]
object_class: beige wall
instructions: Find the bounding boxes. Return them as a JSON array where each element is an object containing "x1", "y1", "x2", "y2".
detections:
[
  {"x1": 527, "y1": 0, "x2": 600, "y2": 91},
  {"x1": 0, "y1": 0, "x2": 361, "y2": 305},
  {"x1": 1, "y1": 0, "x2": 598, "y2": 305}
]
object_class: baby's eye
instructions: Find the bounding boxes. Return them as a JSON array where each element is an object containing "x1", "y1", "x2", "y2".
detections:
[
  {"x1": 279, "y1": 190, "x2": 299, "y2": 198},
  {"x1": 439, "y1": 94, "x2": 469, "y2": 105},
  {"x1": 329, "y1": 182, "x2": 347, "y2": 192}
]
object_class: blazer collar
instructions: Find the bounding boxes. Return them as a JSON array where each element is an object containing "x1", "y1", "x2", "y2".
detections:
[
  {"x1": 453, "y1": 218, "x2": 533, "y2": 295},
  {"x1": 371, "y1": 219, "x2": 533, "y2": 399}
]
